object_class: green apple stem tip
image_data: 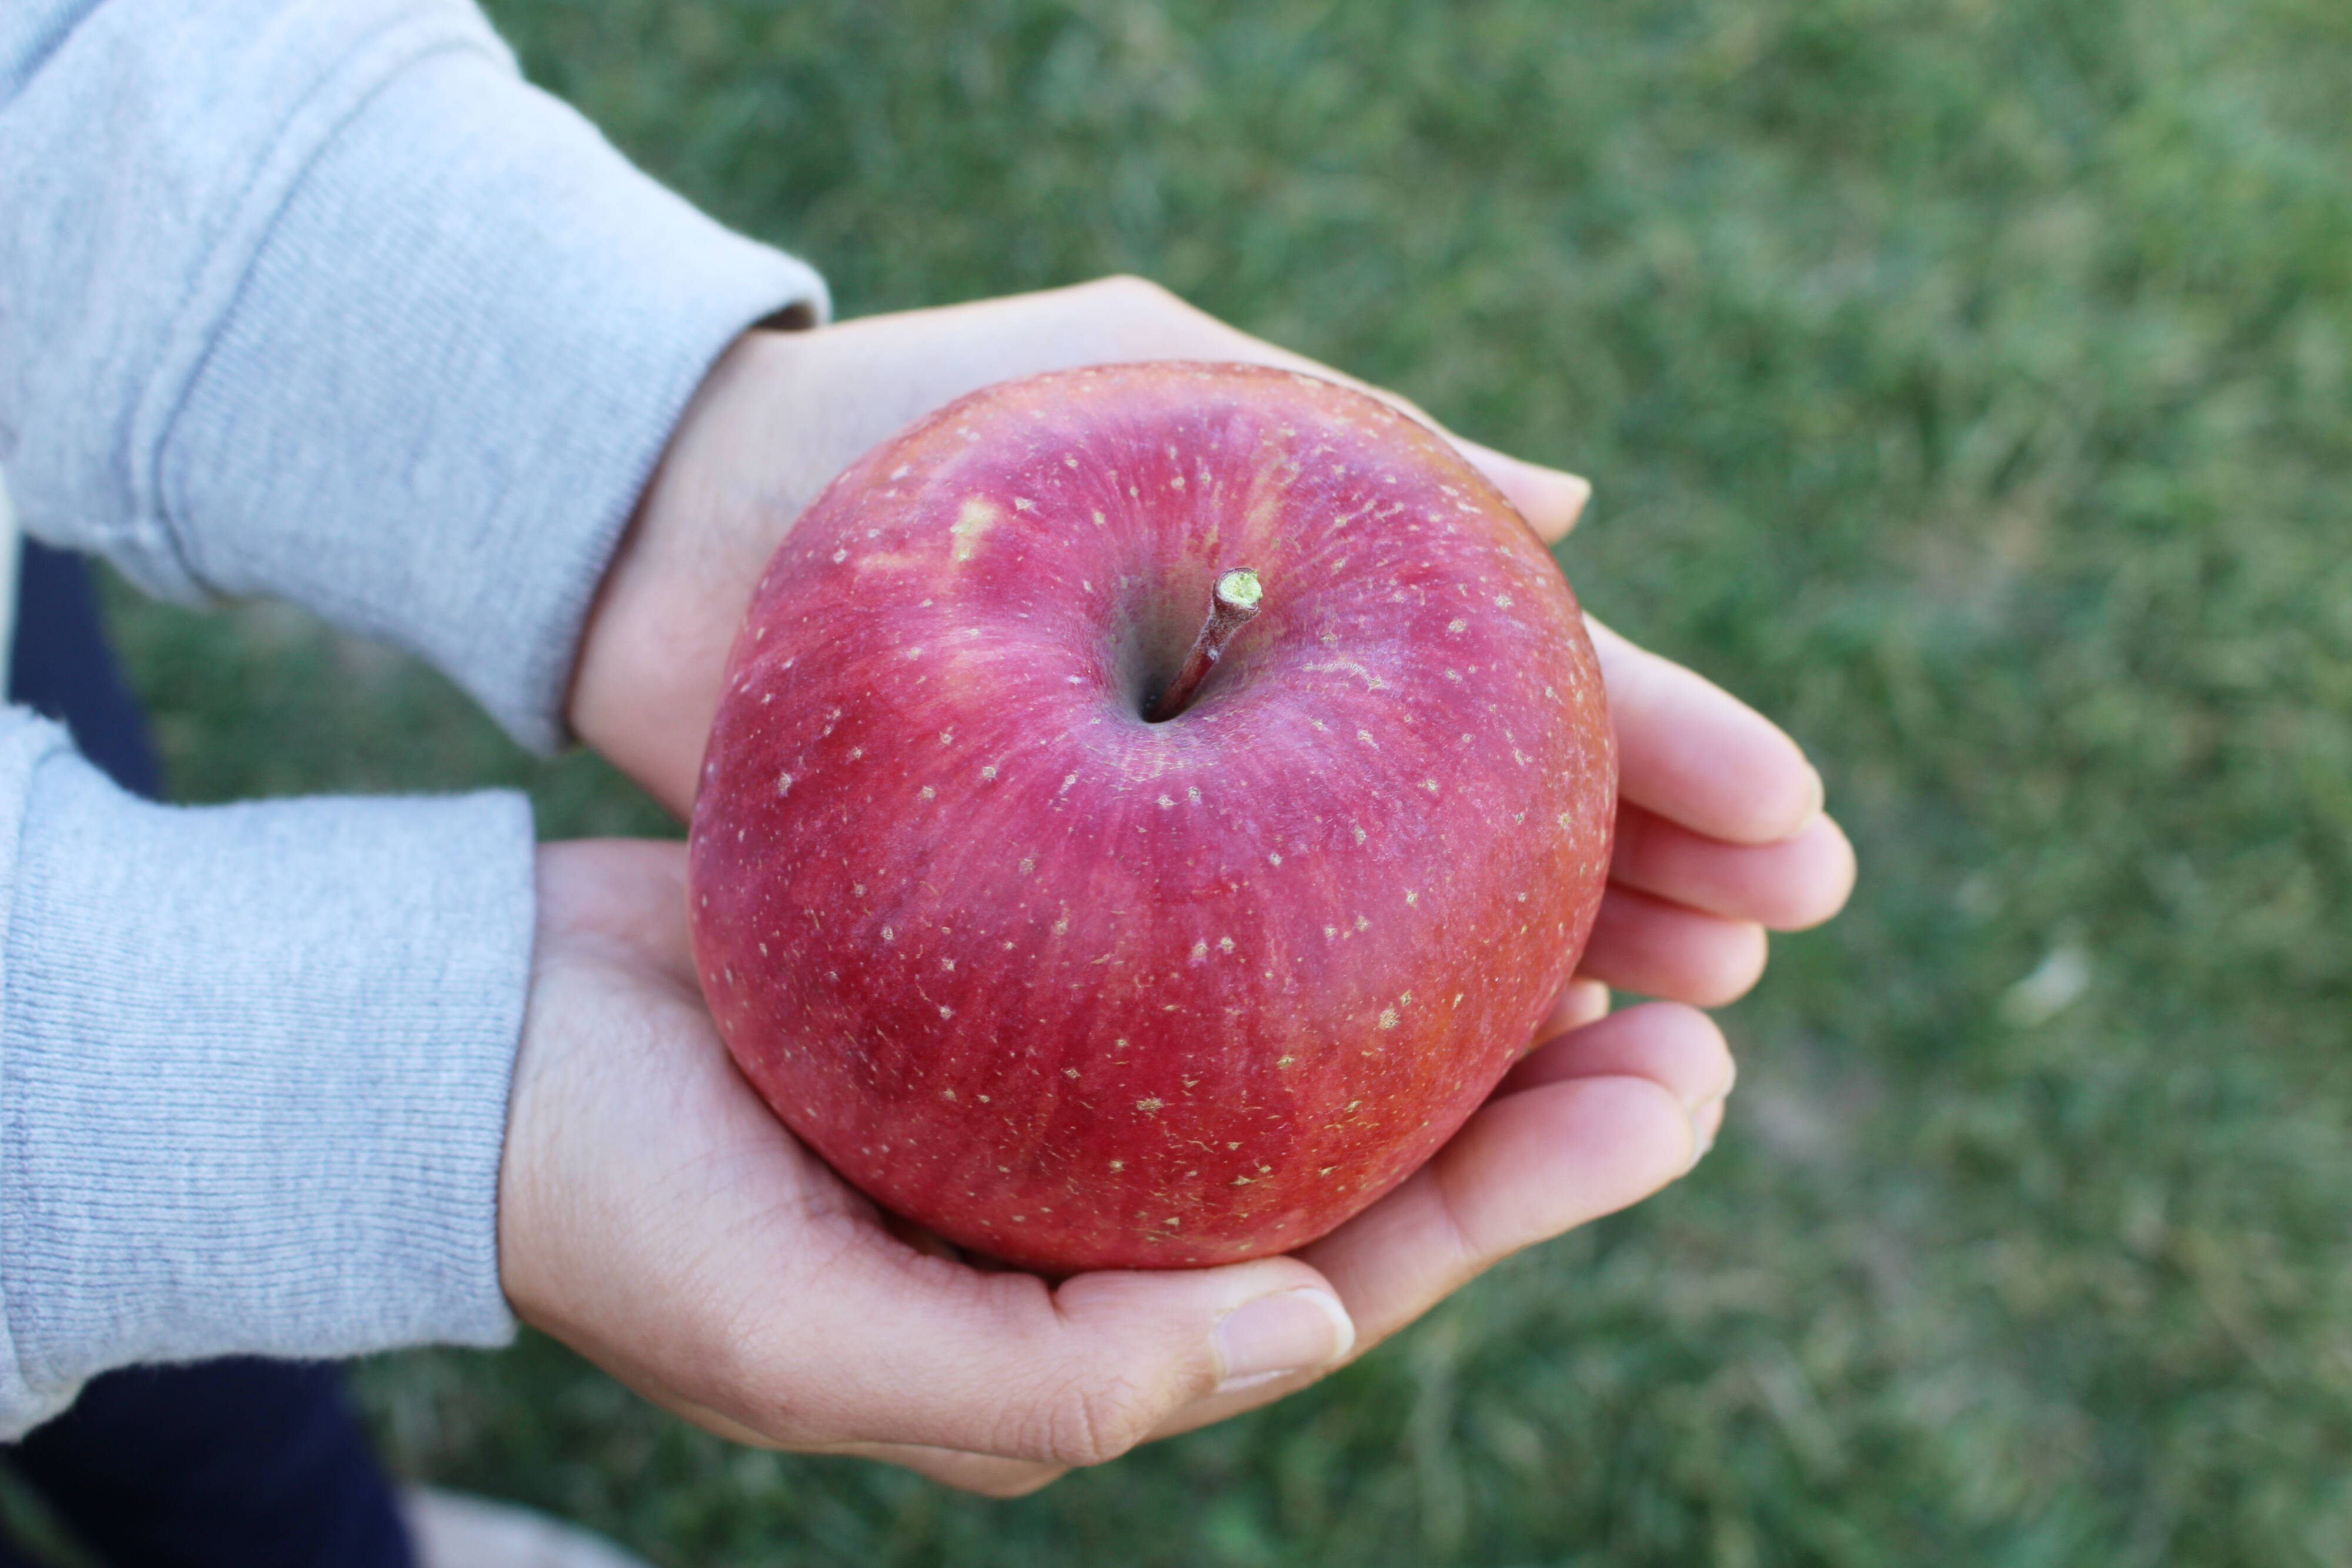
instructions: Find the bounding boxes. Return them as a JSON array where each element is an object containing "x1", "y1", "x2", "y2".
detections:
[{"x1": 1149, "y1": 567, "x2": 1264, "y2": 721}]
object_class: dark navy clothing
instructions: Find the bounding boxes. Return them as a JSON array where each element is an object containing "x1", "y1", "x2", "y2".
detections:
[{"x1": 1, "y1": 540, "x2": 413, "y2": 1567}]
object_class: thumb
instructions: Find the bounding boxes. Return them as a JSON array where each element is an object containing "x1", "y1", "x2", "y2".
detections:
[{"x1": 728, "y1": 1247, "x2": 1355, "y2": 1467}]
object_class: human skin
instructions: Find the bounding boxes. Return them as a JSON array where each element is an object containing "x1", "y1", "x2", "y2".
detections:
[{"x1": 506, "y1": 277, "x2": 1856, "y2": 1496}]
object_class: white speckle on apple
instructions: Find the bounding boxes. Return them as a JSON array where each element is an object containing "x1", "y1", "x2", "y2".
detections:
[
  {"x1": 1014, "y1": 497, "x2": 1036, "y2": 511},
  {"x1": 941, "y1": 958, "x2": 956, "y2": 971},
  {"x1": 1190, "y1": 940, "x2": 1208, "y2": 961},
  {"x1": 890, "y1": 464, "x2": 911, "y2": 480},
  {"x1": 1355, "y1": 915, "x2": 1371, "y2": 931},
  {"x1": 1218, "y1": 935, "x2": 1235, "y2": 953},
  {"x1": 1187, "y1": 785, "x2": 1201, "y2": 803},
  {"x1": 920, "y1": 785, "x2": 936, "y2": 801},
  {"x1": 1018, "y1": 858, "x2": 1035, "y2": 874},
  {"x1": 1324, "y1": 925, "x2": 1338, "y2": 940},
  {"x1": 831, "y1": 549, "x2": 847, "y2": 564},
  {"x1": 1494, "y1": 594, "x2": 1513, "y2": 609},
  {"x1": 1448, "y1": 618, "x2": 1467, "y2": 633},
  {"x1": 1311, "y1": 718, "x2": 1329, "y2": 732},
  {"x1": 1268, "y1": 851, "x2": 1283, "y2": 866},
  {"x1": 1137, "y1": 1098, "x2": 1164, "y2": 1113},
  {"x1": 882, "y1": 926, "x2": 895, "y2": 941},
  {"x1": 1378, "y1": 1008, "x2": 1399, "y2": 1030},
  {"x1": 1158, "y1": 794, "x2": 1175, "y2": 808},
  {"x1": 981, "y1": 765, "x2": 998, "y2": 781},
  {"x1": 1091, "y1": 510, "x2": 1106, "y2": 527},
  {"x1": 776, "y1": 772, "x2": 793, "y2": 795},
  {"x1": 1406, "y1": 890, "x2": 1419, "y2": 904},
  {"x1": 950, "y1": 497, "x2": 1000, "y2": 561},
  {"x1": 853, "y1": 884, "x2": 865, "y2": 896},
  {"x1": 939, "y1": 1004, "x2": 954, "y2": 1019},
  {"x1": 1353, "y1": 825, "x2": 1368, "y2": 844}
]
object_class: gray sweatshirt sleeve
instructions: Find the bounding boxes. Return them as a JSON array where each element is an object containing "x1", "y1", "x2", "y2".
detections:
[
  {"x1": 0, "y1": 713, "x2": 533, "y2": 1433},
  {"x1": 1, "y1": 0, "x2": 829, "y2": 750},
  {"x1": 0, "y1": 0, "x2": 832, "y2": 1430}
]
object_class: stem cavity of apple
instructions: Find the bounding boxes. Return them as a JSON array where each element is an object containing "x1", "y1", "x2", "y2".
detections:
[{"x1": 1148, "y1": 567, "x2": 1264, "y2": 721}]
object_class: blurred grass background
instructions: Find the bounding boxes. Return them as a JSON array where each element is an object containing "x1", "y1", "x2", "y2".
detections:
[{"x1": 93, "y1": 0, "x2": 2352, "y2": 1562}]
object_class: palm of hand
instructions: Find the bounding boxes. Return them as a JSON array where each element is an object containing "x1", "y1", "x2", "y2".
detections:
[{"x1": 505, "y1": 843, "x2": 1739, "y2": 1497}]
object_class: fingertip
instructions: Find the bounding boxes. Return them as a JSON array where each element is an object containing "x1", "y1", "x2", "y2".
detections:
[
  {"x1": 1576, "y1": 889, "x2": 1770, "y2": 1008},
  {"x1": 1777, "y1": 811, "x2": 1859, "y2": 931},
  {"x1": 1705, "y1": 921, "x2": 1772, "y2": 1007},
  {"x1": 1501, "y1": 998, "x2": 1731, "y2": 1106},
  {"x1": 1457, "y1": 439, "x2": 1592, "y2": 542}
]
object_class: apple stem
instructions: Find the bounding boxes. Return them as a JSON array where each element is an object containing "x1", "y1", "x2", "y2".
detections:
[{"x1": 1150, "y1": 567, "x2": 1264, "y2": 721}]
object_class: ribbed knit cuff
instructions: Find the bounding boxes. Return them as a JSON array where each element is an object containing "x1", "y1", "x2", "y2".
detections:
[{"x1": 0, "y1": 723, "x2": 532, "y2": 1433}]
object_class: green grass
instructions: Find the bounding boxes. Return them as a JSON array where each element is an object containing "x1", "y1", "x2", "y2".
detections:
[{"x1": 95, "y1": 0, "x2": 2352, "y2": 1562}]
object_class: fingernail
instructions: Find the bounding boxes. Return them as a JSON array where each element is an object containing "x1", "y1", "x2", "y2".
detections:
[
  {"x1": 1683, "y1": 1102, "x2": 1722, "y2": 1175},
  {"x1": 1801, "y1": 764, "x2": 1826, "y2": 821},
  {"x1": 1214, "y1": 1289, "x2": 1356, "y2": 1392}
]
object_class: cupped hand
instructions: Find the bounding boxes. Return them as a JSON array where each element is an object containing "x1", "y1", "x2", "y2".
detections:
[
  {"x1": 544, "y1": 278, "x2": 1856, "y2": 1489},
  {"x1": 571, "y1": 276, "x2": 1854, "y2": 1019},
  {"x1": 502, "y1": 841, "x2": 1738, "y2": 1497}
]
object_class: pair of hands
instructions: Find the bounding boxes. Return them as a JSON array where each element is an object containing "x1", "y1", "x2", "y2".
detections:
[{"x1": 500, "y1": 278, "x2": 1856, "y2": 1496}]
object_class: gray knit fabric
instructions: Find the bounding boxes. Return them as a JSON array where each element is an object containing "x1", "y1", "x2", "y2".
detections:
[
  {"x1": 1, "y1": 0, "x2": 828, "y2": 750},
  {"x1": 0, "y1": 0, "x2": 830, "y2": 1433},
  {"x1": 0, "y1": 715, "x2": 532, "y2": 1427}
]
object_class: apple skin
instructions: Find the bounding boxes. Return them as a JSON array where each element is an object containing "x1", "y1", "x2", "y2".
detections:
[{"x1": 688, "y1": 362, "x2": 1613, "y2": 1272}]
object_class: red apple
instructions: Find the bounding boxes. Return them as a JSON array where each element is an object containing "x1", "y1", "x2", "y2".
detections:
[{"x1": 688, "y1": 362, "x2": 1613, "y2": 1272}]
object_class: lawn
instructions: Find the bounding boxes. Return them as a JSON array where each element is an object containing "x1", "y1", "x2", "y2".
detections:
[{"x1": 96, "y1": 0, "x2": 2352, "y2": 1562}]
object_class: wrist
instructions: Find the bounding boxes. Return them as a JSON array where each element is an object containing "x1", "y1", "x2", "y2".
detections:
[{"x1": 570, "y1": 330, "x2": 807, "y2": 814}]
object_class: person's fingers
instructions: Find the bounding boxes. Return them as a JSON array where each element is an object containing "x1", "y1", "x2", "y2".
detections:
[
  {"x1": 1525, "y1": 977, "x2": 1611, "y2": 1051},
  {"x1": 1691, "y1": 1096, "x2": 1726, "y2": 1164},
  {"x1": 1500, "y1": 998, "x2": 1734, "y2": 1103},
  {"x1": 1575, "y1": 885, "x2": 1769, "y2": 1006},
  {"x1": 1448, "y1": 436, "x2": 1593, "y2": 543},
  {"x1": 816, "y1": 1442, "x2": 1071, "y2": 1498},
  {"x1": 709, "y1": 1246, "x2": 1356, "y2": 1466},
  {"x1": 1314, "y1": 1024, "x2": 1708, "y2": 1346},
  {"x1": 1609, "y1": 804, "x2": 1857, "y2": 931},
  {"x1": 1586, "y1": 618, "x2": 1823, "y2": 845},
  {"x1": 620, "y1": 1394, "x2": 1072, "y2": 1497}
]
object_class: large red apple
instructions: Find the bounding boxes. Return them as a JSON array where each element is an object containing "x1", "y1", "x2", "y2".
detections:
[{"x1": 688, "y1": 362, "x2": 1613, "y2": 1272}]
